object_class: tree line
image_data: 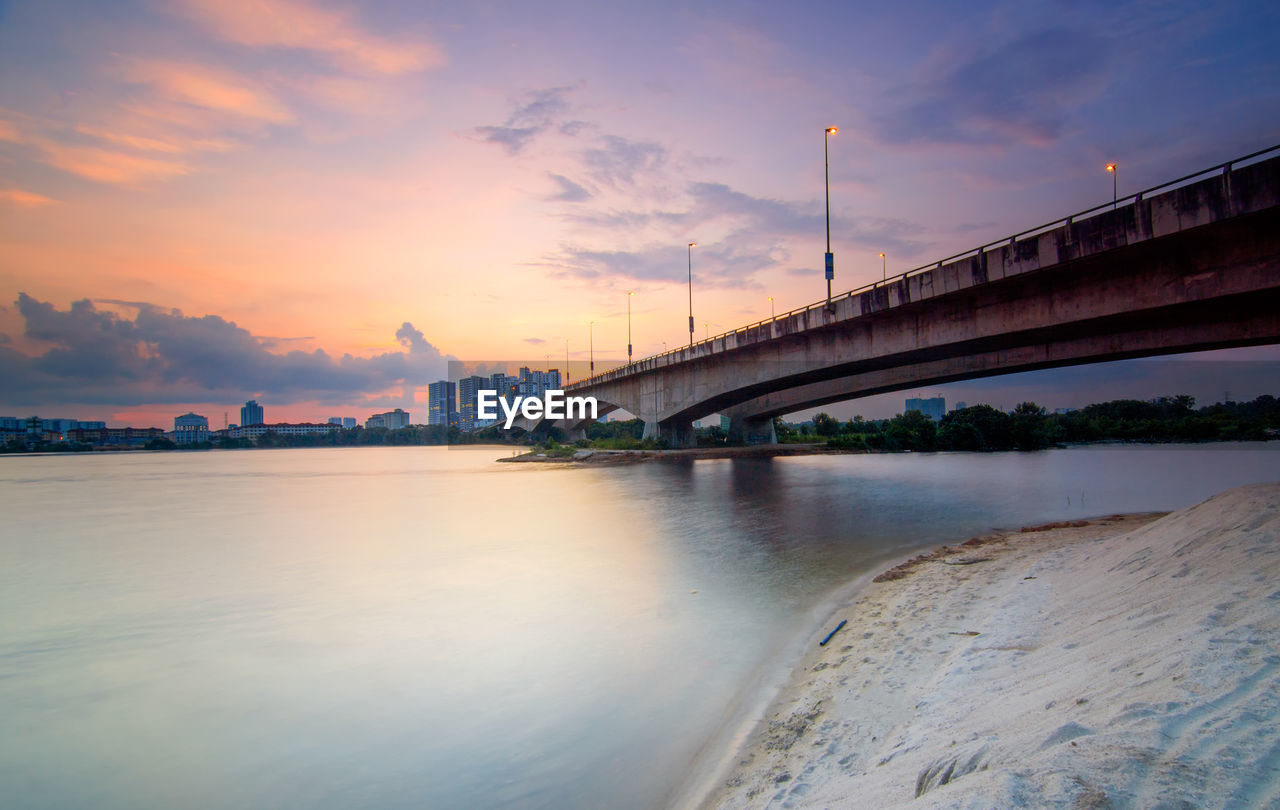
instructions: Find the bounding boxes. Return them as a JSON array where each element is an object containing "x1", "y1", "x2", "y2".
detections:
[
  {"x1": 784, "y1": 395, "x2": 1279, "y2": 452},
  {"x1": 4, "y1": 394, "x2": 1275, "y2": 454}
]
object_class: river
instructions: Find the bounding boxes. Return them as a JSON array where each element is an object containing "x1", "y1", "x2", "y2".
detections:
[{"x1": 1, "y1": 443, "x2": 1277, "y2": 809}]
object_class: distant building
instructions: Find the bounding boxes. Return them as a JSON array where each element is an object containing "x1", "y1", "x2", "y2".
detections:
[
  {"x1": 953, "y1": 401, "x2": 968, "y2": 411},
  {"x1": 906, "y1": 396, "x2": 946, "y2": 421},
  {"x1": 327, "y1": 417, "x2": 359, "y2": 429},
  {"x1": 457, "y1": 375, "x2": 489, "y2": 430},
  {"x1": 228, "y1": 422, "x2": 339, "y2": 440},
  {"x1": 427, "y1": 381, "x2": 456, "y2": 426},
  {"x1": 720, "y1": 414, "x2": 731, "y2": 432},
  {"x1": 69, "y1": 426, "x2": 167, "y2": 446},
  {"x1": 366, "y1": 409, "x2": 410, "y2": 430},
  {"x1": 173, "y1": 412, "x2": 209, "y2": 444},
  {"x1": 241, "y1": 400, "x2": 264, "y2": 426}
]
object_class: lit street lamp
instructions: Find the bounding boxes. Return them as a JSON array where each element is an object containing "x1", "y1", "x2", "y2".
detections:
[
  {"x1": 565, "y1": 338, "x2": 570, "y2": 384},
  {"x1": 768, "y1": 296, "x2": 775, "y2": 319},
  {"x1": 687, "y1": 242, "x2": 697, "y2": 348},
  {"x1": 879, "y1": 251, "x2": 886, "y2": 282},
  {"x1": 704, "y1": 322, "x2": 709, "y2": 339},
  {"x1": 824, "y1": 125, "x2": 838, "y2": 311},
  {"x1": 589, "y1": 321, "x2": 594, "y2": 377},
  {"x1": 1106, "y1": 162, "x2": 1117, "y2": 209},
  {"x1": 627, "y1": 291, "x2": 635, "y2": 365}
]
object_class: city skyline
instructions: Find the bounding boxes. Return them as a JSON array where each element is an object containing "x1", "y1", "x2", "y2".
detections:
[{"x1": 2, "y1": 1, "x2": 1279, "y2": 425}]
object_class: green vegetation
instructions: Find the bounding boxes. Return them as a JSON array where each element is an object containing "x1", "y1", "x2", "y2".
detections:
[{"x1": 792, "y1": 395, "x2": 1279, "y2": 453}]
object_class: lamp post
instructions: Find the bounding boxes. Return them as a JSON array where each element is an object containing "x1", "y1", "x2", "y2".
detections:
[
  {"x1": 768, "y1": 296, "x2": 775, "y2": 319},
  {"x1": 687, "y1": 242, "x2": 697, "y2": 348},
  {"x1": 627, "y1": 291, "x2": 635, "y2": 365},
  {"x1": 565, "y1": 338, "x2": 570, "y2": 384},
  {"x1": 824, "y1": 126, "x2": 838, "y2": 311},
  {"x1": 704, "y1": 322, "x2": 709, "y2": 340},
  {"x1": 1106, "y1": 163, "x2": 1117, "y2": 209},
  {"x1": 879, "y1": 252, "x2": 886, "y2": 282},
  {"x1": 589, "y1": 321, "x2": 594, "y2": 377}
]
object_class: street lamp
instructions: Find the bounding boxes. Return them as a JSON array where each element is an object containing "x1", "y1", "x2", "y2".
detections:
[
  {"x1": 879, "y1": 252, "x2": 886, "y2": 282},
  {"x1": 565, "y1": 338, "x2": 570, "y2": 384},
  {"x1": 589, "y1": 321, "x2": 594, "y2": 377},
  {"x1": 627, "y1": 291, "x2": 635, "y2": 365},
  {"x1": 768, "y1": 296, "x2": 775, "y2": 319},
  {"x1": 824, "y1": 126, "x2": 838, "y2": 311},
  {"x1": 687, "y1": 242, "x2": 697, "y2": 348},
  {"x1": 704, "y1": 322, "x2": 709, "y2": 339},
  {"x1": 1106, "y1": 163, "x2": 1117, "y2": 209}
]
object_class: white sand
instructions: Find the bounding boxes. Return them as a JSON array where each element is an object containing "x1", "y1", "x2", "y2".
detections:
[{"x1": 700, "y1": 483, "x2": 1280, "y2": 809}]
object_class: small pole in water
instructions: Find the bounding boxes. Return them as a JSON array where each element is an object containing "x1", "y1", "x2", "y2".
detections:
[{"x1": 819, "y1": 619, "x2": 847, "y2": 646}]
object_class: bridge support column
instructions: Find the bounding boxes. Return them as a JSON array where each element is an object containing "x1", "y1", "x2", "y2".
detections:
[
  {"x1": 565, "y1": 425, "x2": 587, "y2": 443},
  {"x1": 728, "y1": 414, "x2": 776, "y2": 445},
  {"x1": 642, "y1": 418, "x2": 697, "y2": 448}
]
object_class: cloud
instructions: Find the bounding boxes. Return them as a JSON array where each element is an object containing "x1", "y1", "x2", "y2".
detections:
[
  {"x1": 546, "y1": 173, "x2": 591, "y2": 202},
  {"x1": 2, "y1": 294, "x2": 452, "y2": 408},
  {"x1": 0, "y1": 188, "x2": 57, "y2": 207},
  {"x1": 168, "y1": 0, "x2": 442, "y2": 74},
  {"x1": 580, "y1": 135, "x2": 666, "y2": 187},
  {"x1": 472, "y1": 86, "x2": 576, "y2": 154},
  {"x1": 871, "y1": 29, "x2": 1111, "y2": 147},
  {"x1": 121, "y1": 59, "x2": 293, "y2": 124},
  {"x1": 35, "y1": 143, "x2": 192, "y2": 186},
  {"x1": 74, "y1": 124, "x2": 234, "y2": 155},
  {"x1": 522, "y1": 337, "x2": 546, "y2": 345}
]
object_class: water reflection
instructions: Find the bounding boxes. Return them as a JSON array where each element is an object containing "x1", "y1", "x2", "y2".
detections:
[{"x1": 0, "y1": 444, "x2": 1277, "y2": 810}]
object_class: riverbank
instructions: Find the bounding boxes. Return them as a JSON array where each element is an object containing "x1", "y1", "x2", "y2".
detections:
[{"x1": 697, "y1": 482, "x2": 1280, "y2": 808}]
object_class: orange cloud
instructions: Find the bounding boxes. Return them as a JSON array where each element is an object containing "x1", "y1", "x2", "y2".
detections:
[
  {"x1": 0, "y1": 118, "x2": 20, "y2": 142},
  {"x1": 76, "y1": 124, "x2": 235, "y2": 155},
  {"x1": 0, "y1": 188, "x2": 58, "y2": 207},
  {"x1": 171, "y1": 0, "x2": 443, "y2": 74},
  {"x1": 38, "y1": 143, "x2": 191, "y2": 185},
  {"x1": 122, "y1": 59, "x2": 293, "y2": 123}
]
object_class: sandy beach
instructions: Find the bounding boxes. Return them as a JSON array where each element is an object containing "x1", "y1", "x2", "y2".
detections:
[{"x1": 698, "y1": 483, "x2": 1280, "y2": 809}]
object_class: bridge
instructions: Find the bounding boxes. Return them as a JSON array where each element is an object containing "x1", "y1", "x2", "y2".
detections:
[{"x1": 530, "y1": 146, "x2": 1280, "y2": 446}]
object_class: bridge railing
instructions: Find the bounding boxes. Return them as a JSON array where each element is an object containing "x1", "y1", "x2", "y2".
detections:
[{"x1": 572, "y1": 142, "x2": 1280, "y2": 388}]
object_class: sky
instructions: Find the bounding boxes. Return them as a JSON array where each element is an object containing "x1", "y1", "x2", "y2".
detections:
[{"x1": 1, "y1": 0, "x2": 1278, "y2": 426}]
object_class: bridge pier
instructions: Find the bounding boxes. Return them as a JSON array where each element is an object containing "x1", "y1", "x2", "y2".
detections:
[
  {"x1": 642, "y1": 418, "x2": 697, "y2": 448},
  {"x1": 727, "y1": 414, "x2": 776, "y2": 445}
]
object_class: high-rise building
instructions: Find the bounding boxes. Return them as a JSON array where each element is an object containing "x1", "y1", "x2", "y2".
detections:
[
  {"x1": 241, "y1": 400, "x2": 264, "y2": 426},
  {"x1": 457, "y1": 375, "x2": 491, "y2": 430},
  {"x1": 427, "y1": 381, "x2": 456, "y2": 426},
  {"x1": 173, "y1": 412, "x2": 209, "y2": 444},
  {"x1": 905, "y1": 396, "x2": 946, "y2": 421},
  {"x1": 327, "y1": 416, "x2": 358, "y2": 429}
]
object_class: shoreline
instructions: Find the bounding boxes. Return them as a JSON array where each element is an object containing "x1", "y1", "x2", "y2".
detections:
[
  {"x1": 691, "y1": 483, "x2": 1280, "y2": 808},
  {"x1": 674, "y1": 512, "x2": 1161, "y2": 810}
]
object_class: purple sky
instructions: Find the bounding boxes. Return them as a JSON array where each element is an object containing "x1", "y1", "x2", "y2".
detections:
[{"x1": 1, "y1": 0, "x2": 1278, "y2": 423}]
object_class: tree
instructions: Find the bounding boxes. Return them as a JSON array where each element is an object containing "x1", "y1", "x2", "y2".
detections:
[
  {"x1": 812, "y1": 412, "x2": 841, "y2": 436},
  {"x1": 1009, "y1": 402, "x2": 1052, "y2": 450},
  {"x1": 938, "y1": 405, "x2": 1013, "y2": 451}
]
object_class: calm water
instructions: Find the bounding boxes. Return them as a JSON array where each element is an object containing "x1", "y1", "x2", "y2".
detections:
[{"x1": 2, "y1": 443, "x2": 1278, "y2": 810}]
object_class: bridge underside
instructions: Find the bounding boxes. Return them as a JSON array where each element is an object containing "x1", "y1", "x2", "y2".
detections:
[{"x1": 570, "y1": 202, "x2": 1280, "y2": 446}]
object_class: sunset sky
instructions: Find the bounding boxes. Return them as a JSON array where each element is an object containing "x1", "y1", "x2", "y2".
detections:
[{"x1": 2, "y1": 0, "x2": 1278, "y2": 425}]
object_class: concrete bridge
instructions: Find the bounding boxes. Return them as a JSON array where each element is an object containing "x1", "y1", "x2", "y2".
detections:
[{"x1": 529, "y1": 146, "x2": 1280, "y2": 446}]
